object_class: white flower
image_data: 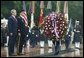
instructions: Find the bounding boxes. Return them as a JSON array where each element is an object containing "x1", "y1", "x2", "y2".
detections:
[
  {"x1": 56, "y1": 21, "x2": 58, "y2": 22},
  {"x1": 48, "y1": 25, "x2": 50, "y2": 27},
  {"x1": 46, "y1": 23, "x2": 48, "y2": 24},
  {"x1": 46, "y1": 28, "x2": 48, "y2": 30},
  {"x1": 63, "y1": 21, "x2": 65, "y2": 23},
  {"x1": 26, "y1": 35, "x2": 28, "y2": 37},
  {"x1": 63, "y1": 24, "x2": 64, "y2": 26}
]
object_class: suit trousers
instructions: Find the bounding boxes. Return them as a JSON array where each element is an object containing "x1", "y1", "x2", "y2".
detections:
[{"x1": 8, "y1": 34, "x2": 17, "y2": 56}]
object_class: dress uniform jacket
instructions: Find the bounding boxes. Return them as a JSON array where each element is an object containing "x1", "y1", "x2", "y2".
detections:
[
  {"x1": 74, "y1": 25, "x2": 81, "y2": 42},
  {"x1": 17, "y1": 16, "x2": 28, "y2": 53}
]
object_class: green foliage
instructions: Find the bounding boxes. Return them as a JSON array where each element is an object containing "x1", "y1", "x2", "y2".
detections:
[{"x1": 1, "y1": 1, "x2": 83, "y2": 27}]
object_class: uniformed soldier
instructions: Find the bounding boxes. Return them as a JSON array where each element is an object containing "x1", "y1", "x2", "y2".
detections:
[
  {"x1": 65, "y1": 27, "x2": 72, "y2": 50},
  {"x1": 39, "y1": 27, "x2": 45, "y2": 48},
  {"x1": 33, "y1": 26, "x2": 40, "y2": 45},
  {"x1": 30, "y1": 28, "x2": 37, "y2": 48},
  {"x1": 30, "y1": 26, "x2": 41, "y2": 47},
  {"x1": 1, "y1": 18, "x2": 8, "y2": 47},
  {"x1": 65, "y1": 20, "x2": 72, "y2": 50},
  {"x1": 17, "y1": 10, "x2": 29, "y2": 55},
  {"x1": 1, "y1": 23, "x2": 6, "y2": 46},
  {"x1": 24, "y1": 26, "x2": 30, "y2": 46},
  {"x1": 8, "y1": 9, "x2": 18, "y2": 56},
  {"x1": 74, "y1": 20, "x2": 81, "y2": 49}
]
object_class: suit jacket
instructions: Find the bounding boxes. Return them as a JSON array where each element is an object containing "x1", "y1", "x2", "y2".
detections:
[{"x1": 8, "y1": 16, "x2": 18, "y2": 34}]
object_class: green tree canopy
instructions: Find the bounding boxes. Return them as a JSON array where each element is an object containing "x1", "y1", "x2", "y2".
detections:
[{"x1": 1, "y1": 1, "x2": 83, "y2": 28}]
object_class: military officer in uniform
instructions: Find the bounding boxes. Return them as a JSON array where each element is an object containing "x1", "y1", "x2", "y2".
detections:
[
  {"x1": 65, "y1": 27, "x2": 72, "y2": 50},
  {"x1": 39, "y1": 28, "x2": 45, "y2": 48},
  {"x1": 74, "y1": 20, "x2": 81, "y2": 49},
  {"x1": 65, "y1": 19, "x2": 72, "y2": 50},
  {"x1": 34, "y1": 26, "x2": 40, "y2": 45},
  {"x1": 30, "y1": 28, "x2": 37, "y2": 48},
  {"x1": 1, "y1": 23, "x2": 7, "y2": 46},
  {"x1": 17, "y1": 10, "x2": 29, "y2": 55}
]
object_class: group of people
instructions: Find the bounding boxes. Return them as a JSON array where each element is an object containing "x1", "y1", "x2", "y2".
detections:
[
  {"x1": 1, "y1": 9, "x2": 82, "y2": 56},
  {"x1": 7, "y1": 9, "x2": 44, "y2": 56},
  {"x1": 8, "y1": 9, "x2": 26, "y2": 56}
]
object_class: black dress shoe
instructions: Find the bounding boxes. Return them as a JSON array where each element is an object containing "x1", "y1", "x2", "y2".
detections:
[
  {"x1": 54, "y1": 51, "x2": 59, "y2": 55},
  {"x1": 17, "y1": 53, "x2": 24, "y2": 55},
  {"x1": 75, "y1": 47, "x2": 80, "y2": 49},
  {"x1": 9, "y1": 53, "x2": 17, "y2": 56}
]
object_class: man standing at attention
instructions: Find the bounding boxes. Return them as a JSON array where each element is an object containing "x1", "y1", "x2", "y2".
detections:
[{"x1": 8, "y1": 9, "x2": 18, "y2": 56}]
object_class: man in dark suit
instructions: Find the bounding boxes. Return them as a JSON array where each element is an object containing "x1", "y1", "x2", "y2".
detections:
[
  {"x1": 53, "y1": 39, "x2": 60, "y2": 55},
  {"x1": 17, "y1": 10, "x2": 29, "y2": 55},
  {"x1": 8, "y1": 9, "x2": 18, "y2": 56}
]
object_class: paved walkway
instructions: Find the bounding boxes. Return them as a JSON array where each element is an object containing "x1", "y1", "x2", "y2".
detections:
[{"x1": 1, "y1": 44, "x2": 83, "y2": 57}]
